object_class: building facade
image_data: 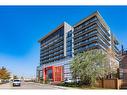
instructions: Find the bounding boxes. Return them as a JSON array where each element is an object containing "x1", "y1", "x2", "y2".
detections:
[
  {"x1": 119, "y1": 47, "x2": 127, "y2": 81},
  {"x1": 37, "y1": 22, "x2": 74, "y2": 82},
  {"x1": 73, "y1": 11, "x2": 119, "y2": 71},
  {"x1": 37, "y1": 11, "x2": 119, "y2": 82}
]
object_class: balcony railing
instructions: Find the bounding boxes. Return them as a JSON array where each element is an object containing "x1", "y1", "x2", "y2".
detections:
[
  {"x1": 74, "y1": 36, "x2": 98, "y2": 50},
  {"x1": 74, "y1": 18, "x2": 97, "y2": 34},
  {"x1": 74, "y1": 31, "x2": 98, "y2": 44},
  {"x1": 74, "y1": 23, "x2": 98, "y2": 38}
]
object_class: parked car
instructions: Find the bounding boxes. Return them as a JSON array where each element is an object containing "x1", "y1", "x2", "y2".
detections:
[
  {"x1": 64, "y1": 78, "x2": 75, "y2": 83},
  {"x1": 3, "y1": 80, "x2": 9, "y2": 83},
  {"x1": 0, "y1": 79, "x2": 9, "y2": 84},
  {"x1": 12, "y1": 79, "x2": 21, "y2": 86}
]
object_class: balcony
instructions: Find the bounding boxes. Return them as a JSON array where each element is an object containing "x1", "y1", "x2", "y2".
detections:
[
  {"x1": 97, "y1": 23, "x2": 110, "y2": 41},
  {"x1": 40, "y1": 36, "x2": 63, "y2": 49},
  {"x1": 96, "y1": 21, "x2": 110, "y2": 37},
  {"x1": 74, "y1": 24, "x2": 98, "y2": 38},
  {"x1": 74, "y1": 31, "x2": 98, "y2": 44},
  {"x1": 113, "y1": 45, "x2": 119, "y2": 54},
  {"x1": 74, "y1": 43, "x2": 99, "y2": 54},
  {"x1": 97, "y1": 32, "x2": 111, "y2": 46},
  {"x1": 97, "y1": 37, "x2": 109, "y2": 50},
  {"x1": 74, "y1": 36, "x2": 98, "y2": 49},
  {"x1": 41, "y1": 41, "x2": 63, "y2": 54},
  {"x1": 74, "y1": 18, "x2": 97, "y2": 34}
]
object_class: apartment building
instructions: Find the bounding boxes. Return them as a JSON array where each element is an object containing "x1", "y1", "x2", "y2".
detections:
[
  {"x1": 37, "y1": 11, "x2": 119, "y2": 82},
  {"x1": 73, "y1": 11, "x2": 119, "y2": 69},
  {"x1": 37, "y1": 22, "x2": 74, "y2": 82}
]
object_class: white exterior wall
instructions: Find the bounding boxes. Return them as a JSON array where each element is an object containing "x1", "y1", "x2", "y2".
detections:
[{"x1": 64, "y1": 22, "x2": 73, "y2": 57}]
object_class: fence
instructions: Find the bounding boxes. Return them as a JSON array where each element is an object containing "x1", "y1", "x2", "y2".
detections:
[{"x1": 96, "y1": 78, "x2": 123, "y2": 89}]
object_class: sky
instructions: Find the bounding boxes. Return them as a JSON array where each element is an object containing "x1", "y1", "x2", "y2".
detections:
[{"x1": 0, "y1": 6, "x2": 127, "y2": 78}]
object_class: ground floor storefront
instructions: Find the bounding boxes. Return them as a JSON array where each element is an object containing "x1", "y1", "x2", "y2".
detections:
[
  {"x1": 43, "y1": 66, "x2": 63, "y2": 82},
  {"x1": 37, "y1": 58, "x2": 72, "y2": 83}
]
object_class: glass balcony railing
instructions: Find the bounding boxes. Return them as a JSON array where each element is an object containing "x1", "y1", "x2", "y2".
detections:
[
  {"x1": 97, "y1": 23, "x2": 110, "y2": 39},
  {"x1": 97, "y1": 37, "x2": 109, "y2": 49},
  {"x1": 74, "y1": 17, "x2": 97, "y2": 33},
  {"x1": 113, "y1": 45, "x2": 119, "y2": 54},
  {"x1": 98, "y1": 30, "x2": 111, "y2": 45},
  {"x1": 74, "y1": 37, "x2": 98, "y2": 50},
  {"x1": 74, "y1": 23, "x2": 97, "y2": 38},
  {"x1": 74, "y1": 30, "x2": 98, "y2": 44},
  {"x1": 96, "y1": 21, "x2": 110, "y2": 37}
]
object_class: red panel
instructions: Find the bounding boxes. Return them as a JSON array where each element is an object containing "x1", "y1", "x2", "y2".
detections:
[
  {"x1": 54, "y1": 66, "x2": 63, "y2": 82},
  {"x1": 43, "y1": 66, "x2": 63, "y2": 82},
  {"x1": 43, "y1": 68, "x2": 46, "y2": 81},
  {"x1": 52, "y1": 66, "x2": 54, "y2": 81}
]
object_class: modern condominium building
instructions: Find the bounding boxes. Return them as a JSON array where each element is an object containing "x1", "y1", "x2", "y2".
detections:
[
  {"x1": 37, "y1": 22, "x2": 74, "y2": 82},
  {"x1": 74, "y1": 12, "x2": 111, "y2": 54},
  {"x1": 37, "y1": 11, "x2": 119, "y2": 82},
  {"x1": 73, "y1": 11, "x2": 119, "y2": 68}
]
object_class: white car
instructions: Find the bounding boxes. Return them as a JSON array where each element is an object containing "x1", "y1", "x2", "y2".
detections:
[
  {"x1": 64, "y1": 79, "x2": 75, "y2": 83},
  {"x1": 12, "y1": 79, "x2": 21, "y2": 86}
]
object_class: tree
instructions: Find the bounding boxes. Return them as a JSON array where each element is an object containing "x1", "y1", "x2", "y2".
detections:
[
  {"x1": 106, "y1": 48, "x2": 119, "y2": 78},
  {"x1": 70, "y1": 49, "x2": 117, "y2": 86},
  {"x1": 0, "y1": 67, "x2": 10, "y2": 80}
]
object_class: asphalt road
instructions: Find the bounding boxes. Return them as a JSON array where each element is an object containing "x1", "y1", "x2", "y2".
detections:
[{"x1": 0, "y1": 82, "x2": 78, "y2": 89}]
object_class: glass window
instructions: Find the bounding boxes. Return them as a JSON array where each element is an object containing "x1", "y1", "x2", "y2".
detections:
[{"x1": 47, "y1": 69, "x2": 53, "y2": 79}]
